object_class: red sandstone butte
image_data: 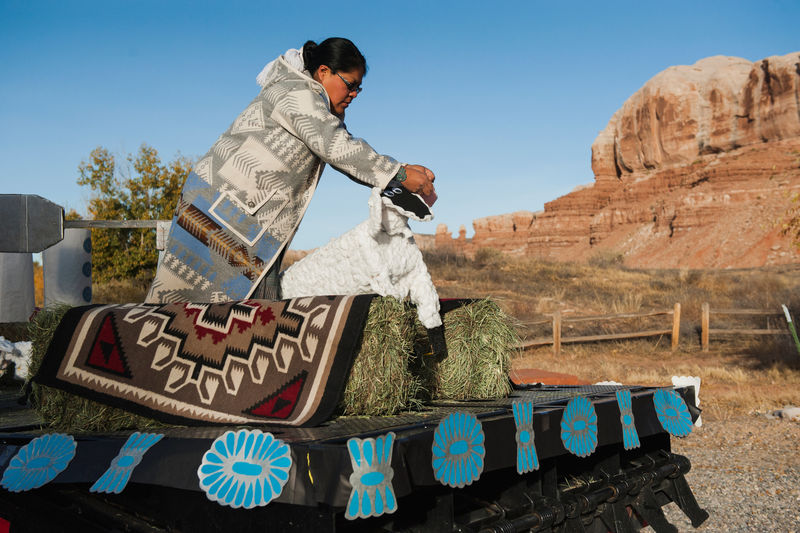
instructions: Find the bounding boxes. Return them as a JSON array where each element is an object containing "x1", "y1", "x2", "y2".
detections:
[{"x1": 434, "y1": 52, "x2": 800, "y2": 268}]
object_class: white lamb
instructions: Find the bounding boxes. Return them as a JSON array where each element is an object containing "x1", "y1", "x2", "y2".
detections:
[
  {"x1": 0, "y1": 336, "x2": 32, "y2": 381},
  {"x1": 280, "y1": 186, "x2": 442, "y2": 330}
]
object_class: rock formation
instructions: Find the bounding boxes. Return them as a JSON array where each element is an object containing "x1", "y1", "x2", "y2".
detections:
[{"x1": 435, "y1": 52, "x2": 800, "y2": 268}]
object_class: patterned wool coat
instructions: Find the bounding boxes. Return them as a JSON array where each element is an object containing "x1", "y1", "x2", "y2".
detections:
[{"x1": 146, "y1": 56, "x2": 401, "y2": 303}]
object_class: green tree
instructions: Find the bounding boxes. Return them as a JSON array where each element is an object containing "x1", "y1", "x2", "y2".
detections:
[{"x1": 77, "y1": 145, "x2": 192, "y2": 282}]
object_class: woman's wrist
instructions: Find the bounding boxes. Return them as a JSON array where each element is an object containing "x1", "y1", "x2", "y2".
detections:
[{"x1": 394, "y1": 165, "x2": 407, "y2": 183}]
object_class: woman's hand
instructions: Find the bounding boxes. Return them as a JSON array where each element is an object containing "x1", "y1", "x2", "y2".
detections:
[{"x1": 401, "y1": 164, "x2": 436, "y2": 197}]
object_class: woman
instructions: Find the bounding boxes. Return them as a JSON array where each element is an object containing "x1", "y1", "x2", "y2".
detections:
[{"x1": 146, "y1": 38, "x2": 435, "y2": 303}]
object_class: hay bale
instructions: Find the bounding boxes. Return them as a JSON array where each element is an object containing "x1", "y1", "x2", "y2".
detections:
[
  {"x1": 27, "y1": 297, "x2": 517, "y2": 427},
  {"x1": 418, "y1": 300, "x2": 517, "y2": 401},
  {"x1": 28, "y1": 300, "x2": 423, "y2": 427},
  {"x1": 26, "y1": 305, "x2": 166, "y2": 432},
  {"x1": 338, "y1": 297, "x2": 423, "y2": 416}
]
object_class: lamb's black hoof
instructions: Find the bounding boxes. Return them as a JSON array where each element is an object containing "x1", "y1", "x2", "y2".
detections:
[{"x1": 426, "y1": 325, "x2": 448, "y2": 360}]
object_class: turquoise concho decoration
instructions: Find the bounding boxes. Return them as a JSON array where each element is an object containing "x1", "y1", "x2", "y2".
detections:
[
  {"x1": 432, "y1": 412, "x2": 485, "y2": 488},
  {"x1": 91, "y1": 432, "x2": 164, "y2": 494},
  {"x1": 345, "y1": 432, "x2": 397, "y2": 520},
  {"x1": 653, "y1": 389, "x2": 693, "y2": 437},
  {"x1": 197, "y1": 429, "x2": 292, "y2": 509},
  {"x1": 560, "y1": 396, "x2": 598, "y2": 457},
  {"x1": 615, "y1": 390, "x2": 640, "y2": 450},
  {"x1": 512, "y1": 400, "x2": 539, "y2": 473},
  {"x1": 0, "y1": 433, "x2": 76, "y2": 492}
]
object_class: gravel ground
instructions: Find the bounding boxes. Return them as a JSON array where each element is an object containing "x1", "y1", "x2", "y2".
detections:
[{"x1": 660, "y1": 414, "x2": 800, "y2": 532}]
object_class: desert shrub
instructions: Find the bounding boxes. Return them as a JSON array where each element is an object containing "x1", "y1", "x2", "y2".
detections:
[
  {"x1": 610, "y1": 293, "x2": 643, "y2": 314},
  {"x1": 91, "y1": 278, "x2": 150, "y2": 303},
  {"x1": 281, "y1": 249, "x2": 311, "y2": 270},
  {"x1": 421, "y1": 249, "x2": 469, "y2": 269},
  {"x1": 473, "y1": 247, "x2": 506, "y2": 269},
  {"x1": 587, "y1": 250, "x2": 625, "y2": 268}
]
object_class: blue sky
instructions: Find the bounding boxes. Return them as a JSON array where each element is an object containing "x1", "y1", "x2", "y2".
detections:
[{"x1": 1, "y1": 0, "x2": 798, "y2": 249}]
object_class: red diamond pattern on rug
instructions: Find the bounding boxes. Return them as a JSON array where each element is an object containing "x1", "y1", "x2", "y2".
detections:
[
  {"x1": 85, "y1": 314, "x2": 132, "y2": 378},
  {"x1": 245, "y1": 371, "x2": 307, "y2": 419}
]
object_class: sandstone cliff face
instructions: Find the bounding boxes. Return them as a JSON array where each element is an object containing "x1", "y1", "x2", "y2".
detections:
[
  {"x1": 435, "y1": 52, "x2": 800, "y2": 268},
  {"x1": 592, "y1": 54, "x2": 800, "y2": 178}
]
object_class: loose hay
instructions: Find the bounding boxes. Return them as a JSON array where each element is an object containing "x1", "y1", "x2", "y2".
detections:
[
  {"x1": 418, "y1": 300, "x2": 517, "y2": 401},
  {"x1": 26, "y1": 305, "x2": 167, "y2": 432},
  {"x1": 338, "y1": 297, "x2": 423, "y2": 416}
]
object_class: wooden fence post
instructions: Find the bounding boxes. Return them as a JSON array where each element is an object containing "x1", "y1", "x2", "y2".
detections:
[
  {"x1": 553, "y1": 311, "x2": 562, "y2": 357},
  {"x1": 671, "y1": 303, "x2": 681, "y2": 351},
  {"x1": 701, "y1": 302, "x2": 710, "y2": 352}
]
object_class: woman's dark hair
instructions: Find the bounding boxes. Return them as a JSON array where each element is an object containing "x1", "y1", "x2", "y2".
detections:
[{"x1": 303, "y1": 38, "x2": 367, "y2": 75}]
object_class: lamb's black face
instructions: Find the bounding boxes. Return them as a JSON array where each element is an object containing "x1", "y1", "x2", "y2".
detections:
[{"x1": 380, "y1": 180, "x2": 434, "y2": 223}]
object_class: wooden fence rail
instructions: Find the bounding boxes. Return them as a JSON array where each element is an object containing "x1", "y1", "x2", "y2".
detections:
[
  {"x1": 700, "y1": 302, "x2": 796, "y2": 352},
  {"x1": 517, "y1": 303, "x2": 681, "y2": 356}
]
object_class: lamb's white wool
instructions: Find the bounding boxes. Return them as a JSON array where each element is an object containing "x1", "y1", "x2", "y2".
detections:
[
  {"x1": 671, "y1": 375, "x2": 702, "y2": 427},
  {"x1": 281, "y1": 188, "x2": 442, "y2": 328},
  {"x1": 0, "y1": 337, "x2": 32, "y2": 381}
]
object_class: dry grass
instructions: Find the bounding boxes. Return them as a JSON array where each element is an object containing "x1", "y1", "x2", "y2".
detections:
[
  {"x1": 425, "y1": 250, "x2": 800, "y2": 420},
  {"x1": 514, "y1": 340, "x2": 800, "y2": 421},
  {"x1": 92, "y1": 278, "x2": 150, "y2": 303}
]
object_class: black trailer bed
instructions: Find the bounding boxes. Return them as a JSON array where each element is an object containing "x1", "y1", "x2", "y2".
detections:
[{"x1": 0, "y1": 384, "x2": 708, "y2": 532}]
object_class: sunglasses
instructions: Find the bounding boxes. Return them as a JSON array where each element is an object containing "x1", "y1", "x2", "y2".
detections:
[{"x1": 335, "y1": 72, "x2": 363, "y2": 94}]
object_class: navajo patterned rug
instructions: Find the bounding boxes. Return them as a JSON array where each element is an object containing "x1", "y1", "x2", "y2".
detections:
[{"x1": 34, "y1": 295, "x2": 373, "y2": 426}]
